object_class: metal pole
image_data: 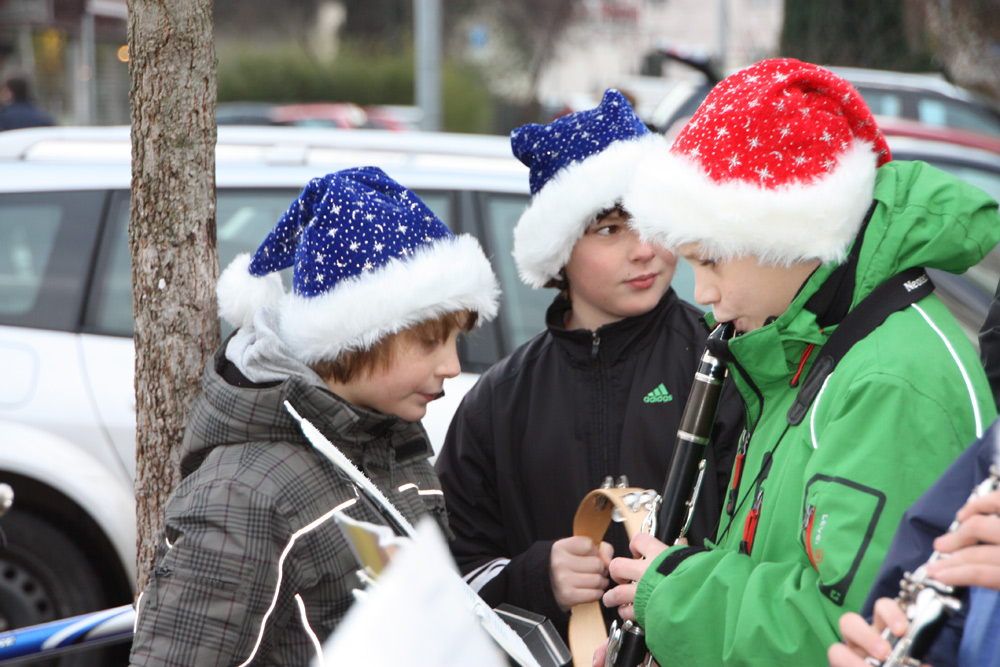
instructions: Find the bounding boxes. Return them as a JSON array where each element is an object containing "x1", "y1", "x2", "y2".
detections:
[
  {"x1": 75, "y1": 9, "x2": 97, "y2": 125},
  {"x1": 414, "y1": 0, "x2": 442, "y2": 132},
  {"x1": 717, "y1": 0, "x2": 728, "y2": 68}
]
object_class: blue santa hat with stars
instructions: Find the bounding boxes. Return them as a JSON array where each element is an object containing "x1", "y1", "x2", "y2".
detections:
[
  {"x1": 217, "y1": 166, "x2": 500, "y2": 365},
  {"x1": 509, "y1": 88, "x2": 668, "y2": 288}
]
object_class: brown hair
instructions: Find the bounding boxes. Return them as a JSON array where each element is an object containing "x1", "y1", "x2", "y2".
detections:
[{"x1": 310, "y1": 309, "x2": 478, "y2": 383}]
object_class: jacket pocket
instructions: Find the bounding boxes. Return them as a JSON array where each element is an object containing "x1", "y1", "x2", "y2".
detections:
[
  {"x1": 133, "y1": 541, "x2": 256, "y2": 664},
  {"x1": 801, "y1": 475, "x2": 886, "y2": 606}
]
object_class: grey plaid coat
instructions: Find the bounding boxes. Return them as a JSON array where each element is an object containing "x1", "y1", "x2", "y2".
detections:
[{"x1": 129, "y1": 347, "x2": 448, "y2": 666}]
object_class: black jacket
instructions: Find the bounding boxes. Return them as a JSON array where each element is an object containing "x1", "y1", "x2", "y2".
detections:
[{"x1": 435, "y1": 288, "x2": 743, "y2": 636}]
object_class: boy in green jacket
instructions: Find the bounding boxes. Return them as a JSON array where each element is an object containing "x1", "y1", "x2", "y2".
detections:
[{"x1": 599, "y1": 58, "x2": 1000, "y2": 666}]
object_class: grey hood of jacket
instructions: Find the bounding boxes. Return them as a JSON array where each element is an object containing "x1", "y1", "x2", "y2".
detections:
[{"x1": 225, "y1": 305, "x2": 328, "y2": 389}]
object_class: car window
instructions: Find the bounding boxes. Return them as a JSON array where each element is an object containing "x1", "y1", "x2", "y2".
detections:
[
  {"x1": 0, "y1": 191, "x2": 105, "y2": 330},
  {"x1": 87, "y1": 188, "x2": 456, "y2": 338},
  {"x1": 413, "y1": 191, "x2": 452, "y2": 228},
  {"x1": 0, "y1": 203, "x2": 61, "y2": 316},
  {"x1": 917, "y1": 99, "x2": 1000, "y2": 138},
  {"x1": 671, "y1": 257, "x2": 702, "y2": 311},
  {"x1": 857, "y1": 88, "x2": 904, "y2": 118}
]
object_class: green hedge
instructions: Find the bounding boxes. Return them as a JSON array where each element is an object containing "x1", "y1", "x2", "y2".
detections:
[{"x1": 217, "y1": 41, "x2": 494, "y2": 133}]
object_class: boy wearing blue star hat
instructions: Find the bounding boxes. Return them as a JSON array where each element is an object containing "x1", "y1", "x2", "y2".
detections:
[
  {"x1": 434, "y1": 90, "x2": 743, "y2": 644},
  {"x1": 129, "y1": 167, "x2": 499, "y2": 666}
]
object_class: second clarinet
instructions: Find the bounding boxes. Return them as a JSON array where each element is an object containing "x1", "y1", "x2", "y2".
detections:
[{"x1": 866, "y1": 465, "x2": 1000, "y2": 667}]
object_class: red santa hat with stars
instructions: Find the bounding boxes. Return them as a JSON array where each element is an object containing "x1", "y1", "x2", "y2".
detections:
[{"x1": 625, "y1": 58, "x2": 891, "y2": 266}]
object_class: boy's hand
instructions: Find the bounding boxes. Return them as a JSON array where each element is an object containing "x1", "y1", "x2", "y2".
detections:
[
  {"x1": 592, "y1": 640, "x2": 608, "y2": 667},
  {"x1": 550, "y1": 536, "x2": 614, "y2": 611},
  {"x1": 602, "y1": 533, "x2": 668, "y2": 622},
  {"x1": 827, "y1": 490, "x2": 1000, "y2": 667},
  {"x1": 926, "y1": 488, "x2": 1000, "y2": 590},
  {"x1": 828, "y1": 598, "x2": 925, "y2": 667}
]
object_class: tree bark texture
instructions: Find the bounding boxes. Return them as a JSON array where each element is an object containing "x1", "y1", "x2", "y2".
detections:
[
  {"x1": 916, "y1": 0, "x2": 1000, "y2": 104},
  {"x1": 128, "y1": 0, "x2": 219, "y2": 595},
  {"x1": 780, "y1": 0, "x2": 934, "y2": 71}
]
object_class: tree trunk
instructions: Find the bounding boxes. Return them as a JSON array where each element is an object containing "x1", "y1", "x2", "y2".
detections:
[
  {"x1": 780, "y1": 0, "x2": 934, "y2": 71},
  {"x1": 128, "y1": 0, "x2": 219, "y2": 594},
  {"x1": 917, "y1": 0, "x2": 1000, "y2": 104}
]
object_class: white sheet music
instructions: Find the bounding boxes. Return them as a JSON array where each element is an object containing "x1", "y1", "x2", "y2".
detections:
[{"x1": 321, "y1": 518, "x2": 539, "y2": 667}]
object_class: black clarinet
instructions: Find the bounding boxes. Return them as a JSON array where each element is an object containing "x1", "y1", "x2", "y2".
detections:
[
  {"x1": 655, "y1": 321, "x2": 734, "y2": 543},
  {"x1": 606, "y1": 322, "x2": 735, "y2": 667}
]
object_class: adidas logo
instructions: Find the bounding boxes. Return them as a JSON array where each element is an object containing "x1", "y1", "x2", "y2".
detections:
[{"x1": 643, "y1": 383, "x2": 674, "y2": 403}]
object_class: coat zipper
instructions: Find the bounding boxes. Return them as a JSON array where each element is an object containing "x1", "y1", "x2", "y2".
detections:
[{"x1": 716, "y1": 351, "x2": 766, "y2": 543}]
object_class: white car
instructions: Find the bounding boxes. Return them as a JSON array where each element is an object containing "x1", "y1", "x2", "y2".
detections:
[
  {"x1": 2, "y1": 124, "x2": 998, "y2": 665},
  {"x1": 0, "y1": 124, "x2": 554, "y2": 662}
]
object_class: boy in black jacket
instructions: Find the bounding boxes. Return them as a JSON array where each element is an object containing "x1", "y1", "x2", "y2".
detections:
[{"x1": 435, "y1": 89, "x2": 742, "y2": 641}]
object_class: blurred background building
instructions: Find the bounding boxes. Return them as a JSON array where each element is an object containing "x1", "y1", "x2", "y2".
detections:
[{"x1": 0, "y1": 0, "x2": 997, "y2": 134}]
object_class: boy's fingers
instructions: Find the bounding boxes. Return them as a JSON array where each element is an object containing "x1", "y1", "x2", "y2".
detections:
[
  {"x1": 598, "y1": 541, "x2": 614, "y2": 569},
  {"x1": 872, "y1": 598, "x2": 908, "y2": 637},
  {"x1": 838, "y1": 612, "x2": 891, "y2": 661},
  {"x1": 955, "y1": 489, "x2": 1000, "y2": 522},
  {"x1": 592, "y1": 641, "x2": 609, "y2": 667},
  {"x1": 828, "y1": 640, "x2": 871, "y2": 667},
  {"x1": 927, "y1": 546, "x2": 1000, "y2": 590},
  {"x1": 559, "y1": 535, "x2": 598, "y2": 556},
  {"x1": 933, "y1": 513, "x2": 1000, "y2": 553},
  {"x1": 629, "y1": 532, "x2": 665, "y2": 559},
  {"x1": 608, "y1": 555, "x2": 645, "y2": 584},
  {"x1": 615, "y1": 604, "x2": 637, "y2": 623},
  {"x1": 602, "y1": 582, "x2": 637, "y2": 609}
]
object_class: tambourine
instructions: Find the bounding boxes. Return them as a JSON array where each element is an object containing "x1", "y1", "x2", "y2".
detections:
[{"x1": 567, "y1": 484, "x2": 658, "y2": 667}]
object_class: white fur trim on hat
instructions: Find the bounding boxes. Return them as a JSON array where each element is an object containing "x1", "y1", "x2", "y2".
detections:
[
  {"x1": 512, "y1": 132, "x2": 669, "y2": 288},
  {"x1": 278, "y1": 234, "x2": 500, "y2": 365},
  {"x1": 218, "y1": 253, "x2": 287, "y2": 329},
  {"x1": 625, "y1": 140, "x2": 879, "y2": 266}
]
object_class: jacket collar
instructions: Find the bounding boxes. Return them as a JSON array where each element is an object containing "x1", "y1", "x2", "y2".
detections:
[
  {"x1": 723, "y1": 253, "x2": 846, "y2": 398},
  {"x1": 545, "y1": 288, "x2": 693, "y2": 365}
]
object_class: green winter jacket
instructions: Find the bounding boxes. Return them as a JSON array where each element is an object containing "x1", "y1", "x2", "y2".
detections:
[{"x1": 633, "y1": 160, "x2": 1000, "y2": 666}]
